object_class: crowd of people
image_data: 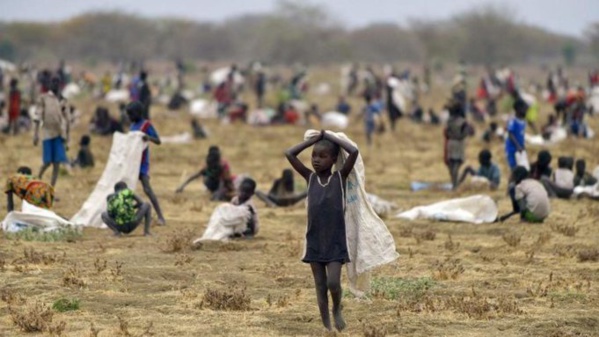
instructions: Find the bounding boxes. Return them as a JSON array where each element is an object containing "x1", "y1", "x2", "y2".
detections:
[{"x1": 2, "y1": 58, "x2": 599, "y2": 333}]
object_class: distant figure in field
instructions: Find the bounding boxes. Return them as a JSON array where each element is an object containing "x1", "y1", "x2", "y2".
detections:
[
  {"x1": 5, "y1": 166, "x2": 54, "y2": 212},
  {"x1": 574, "y1": 159, "x2": 597, "y2": 187},
  {"x1": 336, "y1": 96, "x2": 351, "y2": 115},
  {"x1": 127, "y1": 101, "x2": 166, "y2": 226},
  {"x1": 72, "y1": 135, "x2": 94, "y2": 168},
  {"x1": 176, "y1": 146, "x2": 235, "y2": 201},
  {"x1": 138, "y1": 71, "x2": 152, "y2": 119},
  {"x1": 102, "y1": 181, "x2": 152, "y2": 236},
  {"x1": 444, "y1": 99, "x2": 474, "y2": 189},
  {"x1": 505, "y1": 99, "x2": 527, "y2": 171},
  {"x1": 499, "y1": 166, "x2": 550, "y2": 223},
  {"x1": 458, "y1": 149, "x2": 501, "y2": 190},
  {"x1": 8, "y1": 78, "x2": 21, "y2": 135},
  {"x1": 33, "y1": 77, "x2": 70, "y2": 187},
  {"x1": 255, "y1": 169, "x2": 307, "y2": 207},
  {"x1": 361, "y1": 94, "x2": 382, "y2": 146}
]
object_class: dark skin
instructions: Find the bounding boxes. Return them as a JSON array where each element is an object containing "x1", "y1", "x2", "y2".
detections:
[
  {"x1": 127, "y1": 108, "x2": 165, "y2": 226},
  {"x1": 6, "y1": 191, "x2": 15, "y2": 212},
  {"x1": 285, "y1": 130, "x2": 358, "y2": 332},
  {"x1": 101, "y1": 190, "x2": 152, "y2": 236}
]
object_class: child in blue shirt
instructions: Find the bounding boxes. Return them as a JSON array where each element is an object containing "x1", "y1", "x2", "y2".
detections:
[
  {"x1": 362, "y1": 94, "x2": 381, "y2": 146},
  {"x1": 336, "y1": 96, "x2": 351, "y2": 115},
  {"x1": 127, "y1": 101, "x2": 166, "y2": 226},
  {"x1": 505, "y1": 99, "x2": 527, "y2": 170}
]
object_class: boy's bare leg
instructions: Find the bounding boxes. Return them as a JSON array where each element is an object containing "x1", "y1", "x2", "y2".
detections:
[
  {"x1": 140, "y1": 175, "x2": 165, "y2": 225},
  {"x1": 101, "y1": 212, "x2": 122, "y2": 236},
  {"x1": 39, "y1": 163, "x2": 51, "y2": 180},
  {"x1": 326, "y1": 262, "x2": 346, "y2": 331},
  {"x1": 255, "y1": 191, "x2": 277, "y2": 207},
  {"x1": 133, "y1": 203, "x2": 152, "y2": 235},
  {"x1": 51, "y1": 162, "x2": 60, "y2": 187},
  {"x1": 310, "y1": 262, "x2": 332, "y2": 331}
]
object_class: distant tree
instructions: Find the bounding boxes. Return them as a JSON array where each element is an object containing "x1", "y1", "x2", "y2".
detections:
[{"x1": 586, "y1": 22, "x2": 599, "y2": 61}]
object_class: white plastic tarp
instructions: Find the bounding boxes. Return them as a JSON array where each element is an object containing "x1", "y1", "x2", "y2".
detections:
[
  {"x1": 70, "y1": 132, "x2": 145, "y2": 227},
  {"x1": 396, "y1": 195, "x2": 498, "y2": 224}
]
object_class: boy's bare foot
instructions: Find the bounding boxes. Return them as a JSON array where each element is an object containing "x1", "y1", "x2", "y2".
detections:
[
  {"x1": 322, "y1": 318, "x2": 332, "y2": 331},
  {"x1": 157, "y1": 218, "x2": 166, "y2": 226},
  {"x1": 333, "y1": 308, "x2": 346, "y2": 331},
  {"x1": 144, "y1": 232, "x2": 152, "y2": 237}
]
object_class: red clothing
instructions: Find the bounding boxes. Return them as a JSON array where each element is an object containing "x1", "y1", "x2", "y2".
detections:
[{"x1": 8, "y1": 89, "x2": 21, "y2": 121}]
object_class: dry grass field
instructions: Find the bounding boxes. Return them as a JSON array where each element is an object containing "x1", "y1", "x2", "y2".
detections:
[{"x1": 1, "y1": 66, "x2": 598, "y2": 337}]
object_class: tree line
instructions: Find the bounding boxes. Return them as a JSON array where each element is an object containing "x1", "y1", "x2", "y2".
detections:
[{"x1": 0, "y1": 1, "x2": 597, "y2": 66}]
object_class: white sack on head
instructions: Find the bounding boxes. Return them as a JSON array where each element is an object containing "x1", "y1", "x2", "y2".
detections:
[
  {"x1": 303, "y1": 130, "x2": 399, "y2": 297},
  {"x1": 190, "y1": 99, "x2": 218, "y2": 119},
  {"x1": 397, "y1": 195, "x2": 498, "y2": 224},
  {"x1": 321, "y1": 112, "x2": 349, "y2": 130},
  {"x1": 70, "y1": 132, "x2": 145, "y2": 227},
  {"x1": 210, "y1": 67, "x2": 244, "y2": 85},
  {"x1": 2, "y1": 201, "x2": 74, "y2": 233},
  {"x1": 193, "y1": 203, "x2": 251, "y2": 243}
]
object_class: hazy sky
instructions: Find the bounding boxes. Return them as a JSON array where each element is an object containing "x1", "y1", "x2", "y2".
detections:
[{"x1": 1, "y1": 0, "x2": 598, "y2": 37}]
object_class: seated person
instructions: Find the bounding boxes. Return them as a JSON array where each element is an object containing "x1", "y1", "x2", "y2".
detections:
[
  {"x1": 541, "y1": 114, "x2": 559, "y2": 141},
  {"x1": 255, "y1": 169, "x2": 308, "y2": 207},
  {"x1": 574, "y1": 159, "x2": 597, "y2": 187},
  {"x1": 428, "y1": 108, "x2": 440, "y2": 125},
  {"x1": 336, "y1": 96, "x2": 351, "y2": 115},
  {"x1": 499, "y1": 166, "x2": 550, "y2": 223},
  {"x1": 228, "y1": 102, "x2": 249, "y2": 123},
  {"x1": 72, "y1": 135, "x2": 94, "y2": 168},
  {"x1": 193, "y1": 178, "x2": 260, "y2": 243},
  {"x1": 230, "y1": 178, "x2": 260, "y2": 239},
  {"x1": 542, "y1": 156, "x2": 574, "y2": 199},
  {"x1": 176, "y1": 146, "x2": 235, "y2": 201},
  {"x1": 530, "y1": 150, "x2": 553, "y2": 180},
  {"x1": 5, "y1": 166, "x2": 54, "y2": 211},
  {"x1": 458, "y1": 149, "x2": 501, "y2": 190},
  {"x1": 90, "y1": 106, "x2": 122, "y2": 136},
  {"x1": 482, "y1": 122, "x2": 501, "y2": 143},
  {"x1": 101, "y1": 181, "x2": 151, "y2": 236},
  {"x1": 191, "y1": 118, "x2": 207, "y2": 139}
]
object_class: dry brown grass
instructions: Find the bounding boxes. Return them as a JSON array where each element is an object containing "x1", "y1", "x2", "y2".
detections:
[
  {"x1": 199, "y1": 287, "x2": 252, "y2": 311},
  {"x1": 0, "y1": 66, "x2": 598, "y2": 336}
]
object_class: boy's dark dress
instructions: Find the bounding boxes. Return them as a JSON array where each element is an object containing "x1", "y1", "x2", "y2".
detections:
[{"x1": 303, "y1": 172, "x2": 350, "y2": 264}]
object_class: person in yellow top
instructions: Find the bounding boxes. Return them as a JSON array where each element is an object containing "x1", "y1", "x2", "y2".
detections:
[
  {"x1": 5, "y1": 167, "x2": 54, "y2": 212},
  {"x1": 101, "y1": 71, "x2": 112, "y2": 97}
]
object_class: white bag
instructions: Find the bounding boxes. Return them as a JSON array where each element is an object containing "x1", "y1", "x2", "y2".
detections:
[{"x1": 515, "y1": 151, "x2": 530, "y2": 171}]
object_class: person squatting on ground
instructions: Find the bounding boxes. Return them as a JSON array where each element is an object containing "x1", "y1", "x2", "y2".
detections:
[
  {"x1": 285, "y1": 129, "x2": 359, "y2": 332},
  {"x1": 127, "y1": 101, "x2": 166, "y2": 226},
  {"x1": 457, "y1": 149, "x2": 501, "y2": 190},
  {"x1": 499, "y1": 166, "x2": 550, "y2": 223},
  {"x1": 5, "y1": 167, "x2": 54, "y2": 212},
  {"x1": 255, "y1": 169, "x2": 307, "y2": 207},
  {"x1": 229, "y1": 178, "x2": 260, "y2": 239},
  {"x1": 72, "y1": 135, "x2": 95, "y2": 168},
  {"x1": 102, "y1": 181, "x2": 152, "y2": 236},
  {"x1": 34, "y1": 77, "x2": 70, "y2": 188},
  {"x1": 176, "y1": 146, "x2": 235, "y2": 201},
  {"x1": 444, "y1": 99, "x2": 474, "y2": 189}
]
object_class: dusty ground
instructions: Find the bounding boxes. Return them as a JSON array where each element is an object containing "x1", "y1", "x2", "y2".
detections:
[{"x1": 1, "y1": 68, "x2": 599, "y2": 337}]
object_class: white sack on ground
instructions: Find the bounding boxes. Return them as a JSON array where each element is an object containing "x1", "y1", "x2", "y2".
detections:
[
  {"x1": 525, "y1": 128, "x2": 567, "y2": 146},
  {"x1": 304, "y1": 130, "x2": 399, "y2": 297},
  {"x1": 105, "y1": 89, "x2": 129, "y2": 103},
  {"x1": 161, "y1": 132, "x2": 192, "y2": 144},
  {"x1": 193, "y1": 203, "x2": 251, "y2": 242},
  {"x1": 366, "y1": 193, "x2": 397, "y2": 218},
  {"x1": 573, "y1": 184, "x2": 599, "y2": 198},
  {"x1": 71, "y1": 132, "x2": 145, "y2": 227},
  {"x1": 190, "y1": 99, "x2": 218, "y2": 119},
  {"x1": 396, "y1": 195, "x2": 498, "y2": 224},
  {"x1": 321, "y1": 112, "x2": 349, "y2": 130},
  {"x1": 2, "y1": 201, "x2": 74, "y2": 233}
]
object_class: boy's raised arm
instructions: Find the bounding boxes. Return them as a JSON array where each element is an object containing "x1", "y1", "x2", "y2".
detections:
[
  {"x1": 285, "y1": 134, "x2": 321, "y2": 181},
  {"x1": 323, "y1": 132, "x2": 359, "y2": 179}
]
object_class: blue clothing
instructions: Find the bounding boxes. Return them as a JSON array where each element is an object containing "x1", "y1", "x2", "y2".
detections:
[
  {"x1": 477, "y1": 163, "x2": 501, "y2": 186},
  {"x1": 364, "y1": 102, "x2": 381, "y2": 135},
  {"x1": 505, "y1": 117, "x2": 526, "y2": 169},
  {"x1": 42, "y1": 137, "x2": 67, "y2": 164},
  {"x1": 337, "y1": 102, "x2": 351, "y2": 115},
  {"x1": 130, "y1": 120, "x2": 159, "y2": 176}
]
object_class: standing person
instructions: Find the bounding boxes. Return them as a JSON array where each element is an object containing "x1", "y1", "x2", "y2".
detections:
[
  {"x1": 138, "y1": 71, "x2": 152, "y2": 120},
  {"x1": 255, "y1": 70, "x2": 266, "y2": 109},
  {"x1": 505, "y1": 99, "x2": 527, "y2": 171},
  {"x1": 386, "y1": 75, "x2": 403, "y2": 131},
  {"x1": 34, "y1": 77, "x2": 69, "y2": 188},
  {"x1": 127, "y1": 101, "x2": 166, "y2": 226},
  {"x1": 285, "y1": 130, "x2": 359, "y2": 332},
  {"x1": 361, "y1": 94, "x2": 381, "y2": 146},
  {"x1": 444, "y1": 100, "x2": 473, "y2": 189},
  {"x1": 8, "y1": 78, "x2": 21, "y2": 135}
]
